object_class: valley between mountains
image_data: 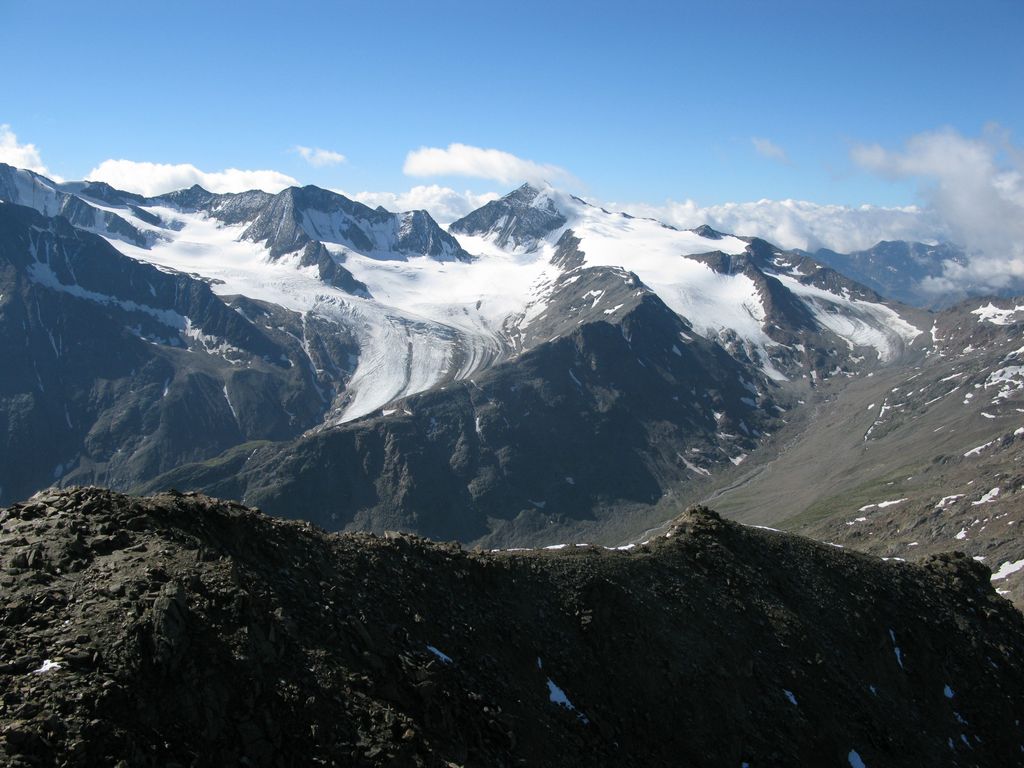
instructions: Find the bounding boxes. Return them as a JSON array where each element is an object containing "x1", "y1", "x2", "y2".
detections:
[{"x1": 2, "y1": 161, "x2": 1024, "y2": 610}]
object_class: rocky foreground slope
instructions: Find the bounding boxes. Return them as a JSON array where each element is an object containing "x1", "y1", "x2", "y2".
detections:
[{"x1": 2, "y1": 488, "x2": 1024, "y2": 767}]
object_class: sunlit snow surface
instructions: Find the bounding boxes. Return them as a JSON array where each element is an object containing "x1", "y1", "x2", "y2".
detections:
[
  {"x1": 972, "y1": 302, "x2": 1024, "y2": 326},
  {"x1": 95, "y1": 186, "x2": 921, "y2": 421},
  {"x1": 103, "y1": 197, "x2": 752, "y2": 418},
  {"x1": 109, "y1": 207, "x2": 544, "y2": 421},
  {"x1": 531, "y1": 194, "x2": 793, "y2": 379},
  {"x1": 462, "y1": 188, "x2": 920, "y2": 378},
  {"x1": 772, "y1": 274, "x2": 921, "y2": 362},
  {"x1": 31, "y1": 659, "x2": 61, "y2": 675},
  {"x1": 991, "y1": 559, "x2": 1024, "y2": 581},
  {"x1": 548, "y1": 199, "x2": 758, "y2": 338}
]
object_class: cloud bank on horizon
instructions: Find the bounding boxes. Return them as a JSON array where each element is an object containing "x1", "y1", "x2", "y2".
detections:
[
  {"x1": 2, "y1": 124, "x2": 1021, "y2": 296},
  {"x1": 851, "y1": 126, "x2": 1024, "y2": 294},
  {"x1": 616, "y1": 197, "x2": 939, "y2": 255}
]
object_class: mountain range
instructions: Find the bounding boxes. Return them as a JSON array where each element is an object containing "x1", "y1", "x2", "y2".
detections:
[{"x1": 1, "y1": 162, "x2": 1022, "y2": 606}]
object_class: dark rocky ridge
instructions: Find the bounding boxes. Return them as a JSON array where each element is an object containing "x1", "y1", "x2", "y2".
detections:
[
  {"x1": 154, "y1": 186, "x2": 275, "y2": 229},
  {"x1": 297, "y1": 241, "x2": 370, "y2": 297},
  {"x1": 237, "y1": 185, "x2": 471, "y2": 262},
  {"x1": 2, "y1": 487, "x2": 1023, "y2": 767},
  {"x1": 740, "y1": 238, "x2": 885, "y2": 303}
]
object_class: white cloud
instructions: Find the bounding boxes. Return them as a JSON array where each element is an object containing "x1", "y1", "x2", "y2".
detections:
[
  {"x1": 403, "y1": 142, "x2": 576, "y2": 186},
  {"x1": 85, "y1": 159, "x2": 299, "y2": 196},
  {"x1": 342, "y1": 185, "x2": 500, "y2": 225},
  {"x1": 752, "y1": 137, "x2": 789, "y2": 164},
  {"x1": 853, "y1": 126, "x2": 1024, "y2": 293},
  {"x1": 613, "y1": 197, "x2": 941, "y2": 254},
  {"x1": 293, "y1": 145, "x2": 346, "y2": 167},
  {"x1": 0, "y1": 124, "x2": 62, "y2": 181}
]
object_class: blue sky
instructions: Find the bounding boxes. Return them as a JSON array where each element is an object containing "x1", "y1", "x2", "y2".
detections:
[{"x1": 3, "y1": 0, "x2": 1023, "y2": 257}]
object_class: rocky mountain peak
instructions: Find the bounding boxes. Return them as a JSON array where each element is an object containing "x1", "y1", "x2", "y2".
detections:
[
  {"x1": 449, "y1": 182, "x2": 568, "y2": 251},
  {"x1": 237, "y1": 185, "x2": 470, "y2": 261},
  {"x1": 690, "y1": 224, "x2": 728, "y2": 240}
]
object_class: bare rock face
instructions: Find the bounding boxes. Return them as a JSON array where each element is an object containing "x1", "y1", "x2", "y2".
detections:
[
  {"x1": 450, "y1": 183, "x2": 568, "y2": 252},
  {"x1": 239, "y1": 185, "x2": 471, "y2": 262},
  {"x1": 2, "y1": 488, "x2": 1023, "y2": 767}
]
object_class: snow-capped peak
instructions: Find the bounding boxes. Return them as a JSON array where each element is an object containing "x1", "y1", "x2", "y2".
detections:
[
  {"x1": 0, "y1": 167, "x2": 925, "y2": 423},
  {"x1": 453, "y1": 183, "x2": 923, "y2": 380},
  {"x1": 237, "y1": 185, "x2": 471, "y2": 262}
]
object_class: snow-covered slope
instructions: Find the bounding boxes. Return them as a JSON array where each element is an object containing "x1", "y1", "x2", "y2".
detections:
[
  {"x1": 451, "y1": 184, "x2": 923, "y2": 381},
  {"x1": 772, "y1": 272, "x2": 921, "y2": 364},
  {"x1": 0, "y1": 171, "x2": 494, "y2": 421},
  {"x1": 0, "y1": 164, "x2": 154, "y2": 247},
  {"x1": 0, "y1": 169, "x2": 925, "y2": 423},
  {"x1": 107, "y1": 206, "x2": 500, "y2": 422},
  {"x1": 43, "y1": 181, "x2": 750, "y2": 421}
]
